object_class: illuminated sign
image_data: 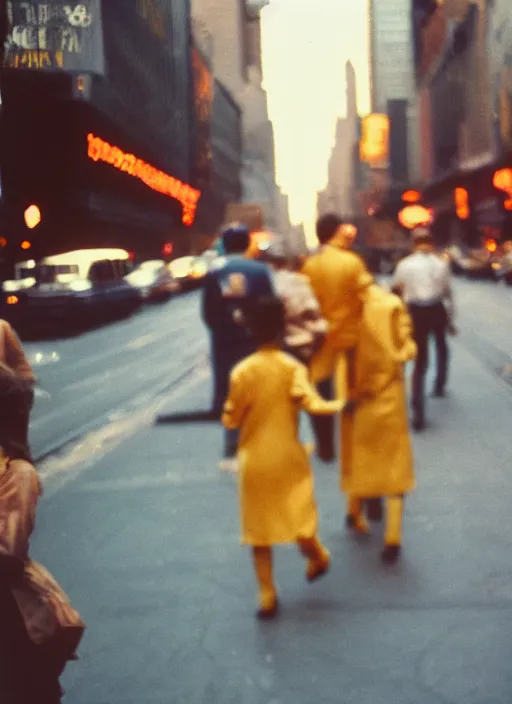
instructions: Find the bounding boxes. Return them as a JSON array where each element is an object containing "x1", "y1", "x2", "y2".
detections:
[
  {"x1": 87, "y1": 134, "x2": 201, "y2": 226},
  {"x1": 360, "y1": 114, "x2": 389, "y2": 167},
  {"x1": 4, "y1": 1, "x2": 104, "y2": 74},
  {"x1": 398, "y1": 205, "x2": 433, "y2": 230},
  {"x1": 454, "y1": 187, "x2": 470, "y2": 220},
  {"x1": 493, "y1": 168, "x2": 512, "y2": 211}
]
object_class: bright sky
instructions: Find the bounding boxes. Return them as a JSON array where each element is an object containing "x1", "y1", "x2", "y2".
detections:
[{"x1": 261, "y1": 0, "x2": 371, "y2": 243}]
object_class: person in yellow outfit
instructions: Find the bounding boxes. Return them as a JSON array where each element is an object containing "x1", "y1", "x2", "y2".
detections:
[
  {"x1": 341, "y1": 280, "x2": 417, "y2": 563},
  {"x1": 302, "y1": 213, "x2": 371, "y2": 462},
  {"x1": 222, "y1": 296, "x2": 343, "y2": 619}
]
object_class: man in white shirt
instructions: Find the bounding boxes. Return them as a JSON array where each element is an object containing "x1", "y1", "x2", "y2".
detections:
[{"x1": 392, "y1": 227, "x2": 455, "y2": 431}]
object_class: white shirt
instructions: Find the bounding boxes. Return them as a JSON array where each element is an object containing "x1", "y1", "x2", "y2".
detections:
[{"x1": 392, "y1": 251, "x2": 451, "y2": 305}]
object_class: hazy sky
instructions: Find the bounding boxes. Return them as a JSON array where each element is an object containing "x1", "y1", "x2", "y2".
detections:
[{"x1": 261, "y1": 0, "x2": 371, "y2": 242}]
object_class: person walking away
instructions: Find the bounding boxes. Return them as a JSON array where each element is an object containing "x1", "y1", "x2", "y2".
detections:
[
  {"x1": 222, "y1": 296, "x2": 344, "y2": 618},
  {"x1": 0, "y1": 319, "x2": 35, "y2": 448},
  {"x1": 302, "y1": 213, "x2": 371, "y2": 462},
  {"x1": 392, "y1": 227, "x2": 455, "y2": 431},
  {"x1": 342, "y1": 280, "x2": 417, "y2": 563},
  {"x1": 264, "y1": 244, "x2": 327, "y2": 364},
  {"x1": 202, "y1": 223, "x2": 274, "y2": 470}
]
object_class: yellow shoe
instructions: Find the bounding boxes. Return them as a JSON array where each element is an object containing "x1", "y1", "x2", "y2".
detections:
[
  {"x1": 306, "y1": 550, "x2": 331, "y2": 583},
  {"x1": 346, "y1": 514, "x2": 371, "y2": 534},
  {"x1": 256, "y1": 589, "x2": 279, "y2": 619}
]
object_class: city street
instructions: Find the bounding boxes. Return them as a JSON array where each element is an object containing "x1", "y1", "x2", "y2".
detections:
[
  {"x1": 22, "y1": 278, "x2": 512, "y2": 704},
  {"x1": 24, "y1": 292, "x2": 209, "y2": 460}
]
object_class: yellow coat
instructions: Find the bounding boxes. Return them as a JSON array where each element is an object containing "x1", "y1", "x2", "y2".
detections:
[
  {"x1": 341, "y1": 285, "x2": 417, "y2": 498},
  {"x1": 223, "y1": 348, "x2": 342, "y2": 546},
  {"x1": 302, "y1": 246, "x2": 372, "y2": 391}
]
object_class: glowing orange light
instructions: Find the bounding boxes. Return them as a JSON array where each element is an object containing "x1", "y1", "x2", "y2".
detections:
[
  {"x1": 86, "y1": 134, "x2": 201, "y2": 226},
  {"x1": 163, "y1": 242, "x2": 173, "y2": 256},
  {"x1": 24, "y1": 205, "x2": 41, "y2": 229},
  {"x1": 485, "y1": 239, "x2": 497, "y2": 253},
  {"x1": 493, "y1": 168, "x2": 512, "y2": 211},
  {"x1": 0, "y1": 237, "x2": 7, "y2": 248},
  {"x1": 454, "y1": 188, "x2": 470, "y2": 220},
  {"x1": 402, "y1": 190, "x2": 421, "y2": 204},
  {"x1": 398, "y1": 205, "x2": 433, "y2": 230},
  {"x1": 6, "y1": 295, "x2": 19, "y2": 305},
  {"x1": 21, "y1": 241, "x2": 32, "y2": 250}
]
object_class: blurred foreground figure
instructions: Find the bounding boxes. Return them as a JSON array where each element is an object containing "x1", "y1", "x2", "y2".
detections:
[
  {"x1": 222, "y1": 297, "x2": 343, "y2": 618},
  {"x1": 342, "y1": 281, "x2": 417, "y2": 563},
  {"x1": 0, "y1": 319, "x2": 36, "y2": 448},
  {"x1": 392, "y1": 227, "x2": 455, "y2": 431},
  {"x1": 0, "y1": 438, "x2": 85, "y2": 703},
  {"x1": 202, "y1": 223, "x2": 274, "y2": 468},
  {"x1": 302, "y1": 213, "x2": 371, "y2": 461}
]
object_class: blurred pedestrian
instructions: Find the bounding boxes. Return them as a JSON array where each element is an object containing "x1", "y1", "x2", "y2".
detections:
[
  {"x1": 0, "y1": 319, "x2": 36, "y2": 448},
  {"x1": 392, "y1": 227, "x2": 455, "y2": 431},
  {"x1": 202, "y1": 223, "x2": 274, "y2": 470},
  {"x1": 302, "y1": 213, "x2": 371, "y2": 462},
  {"x1": 222, "y1": 296, "x2": 343, "y2": 618},
  {"x1": 264, "y1": 243, "x2": 327, "y2": 364},
  {"x1": 0, "y1": 437, "x2": 85, "y2": 703},
  {"x1": 342, "y1": 280, "x2": 417, "y2": 563}
]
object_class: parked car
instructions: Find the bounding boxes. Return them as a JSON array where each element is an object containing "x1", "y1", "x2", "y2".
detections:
[
  {"x1": 1, "y1": 248, "x2": 141, "y2": 332},
  {"x1": 125, "y1": 260, "x2": 180, "y2": 302},
  {"x1": 168, "y1": 256, "x2": 208, "y2": 290},
  {"x1": 493, "y1": 242, "x2": 512, "y2": 285}
]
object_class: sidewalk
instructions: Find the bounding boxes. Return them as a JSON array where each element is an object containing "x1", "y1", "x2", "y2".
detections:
[{"x1": 32, "y1": 339, "x2": 512, "y2": 704}]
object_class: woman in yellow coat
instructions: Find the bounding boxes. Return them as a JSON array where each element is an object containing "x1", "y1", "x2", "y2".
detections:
[
  {"x1": 223, "y1": 297, "x2": 343, "y2": 618},
  {"x1": 341, "y1": 281, "x2": 417, "y2": 563}
]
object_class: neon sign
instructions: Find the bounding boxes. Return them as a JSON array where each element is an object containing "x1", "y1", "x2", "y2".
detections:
[{"x1": 87, "y1": 134, "x2": 201, "y2": 226}]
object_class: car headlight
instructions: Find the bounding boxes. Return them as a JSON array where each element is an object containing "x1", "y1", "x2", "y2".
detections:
[{"x1": 68, "y1": 280, "x2": 92, "y2": 292}]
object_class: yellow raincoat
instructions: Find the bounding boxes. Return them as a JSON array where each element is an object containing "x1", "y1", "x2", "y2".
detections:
[
  {"x1": 302, "y1": 246, "x2": 371, "y2": 396},
  {"x1": 222, "y1": 348, "x2": 342, "y2": 546},
  {"x1": 341, "y1": 285, "x2": 417, "y2": 498}
]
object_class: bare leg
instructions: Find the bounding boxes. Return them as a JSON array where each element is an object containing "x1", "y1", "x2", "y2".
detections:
[{"x1": 252, "y1": 547, "x2": 278, "y2": 618}]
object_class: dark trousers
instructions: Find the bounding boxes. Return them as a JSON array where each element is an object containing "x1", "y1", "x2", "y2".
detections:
[
  {"x1": 409, "y1": 302, "x2": 449, "y2": 423},
  {"x1": 309, "y1": 378, "x2": 335, "y2": 460}
]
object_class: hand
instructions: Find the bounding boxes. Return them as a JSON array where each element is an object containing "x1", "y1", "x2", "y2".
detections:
[{"x1": 343, "y1": 399, "x2": 357, "y2": 414}]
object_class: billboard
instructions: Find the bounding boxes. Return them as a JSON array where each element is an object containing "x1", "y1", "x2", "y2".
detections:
[
  {"x1": 359, "y1": 114, "x2": 389, "y2": 168},
  {"x1": 191, "y1": 45, "x2": 213, "y2": 189},
  {"x1": 3, "y1": 0, "x2": 104, "y2": 73}
]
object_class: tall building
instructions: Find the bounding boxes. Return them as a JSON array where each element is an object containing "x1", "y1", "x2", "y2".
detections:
[
  {"x1": 0, "y1": 0, "x2": 204, "y2": 266},
  {"x1": 317, "y1": 61, "x2": 360, "y2": 218},
  {"x1": 190, "y1": 0, "x2": 280, "y2": 229},
  {"x1": 413, "y1": 0, "x2": 512, "y2": 244},
  {"x1": 369, "y1": 0, "x2": 419, "y2": 182}
]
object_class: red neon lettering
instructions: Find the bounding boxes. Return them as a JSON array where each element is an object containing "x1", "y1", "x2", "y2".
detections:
[{"x1": 86, "y1": 133, "x2": 201, "y2": 226}]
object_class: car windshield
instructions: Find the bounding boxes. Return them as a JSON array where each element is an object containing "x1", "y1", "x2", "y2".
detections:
[{"x1": 27, "y1": 264, "x2": 81, "y2": 283}]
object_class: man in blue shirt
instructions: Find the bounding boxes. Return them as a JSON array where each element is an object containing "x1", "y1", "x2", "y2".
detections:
[{"x1": 202, "y1": 223, "x2": 275, "y2": 467}]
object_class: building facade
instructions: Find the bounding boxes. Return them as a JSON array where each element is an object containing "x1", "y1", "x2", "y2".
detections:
[
  {"x1": 190, "y1": 0, "x2": 282, "y2": 231},
  {"x1": 413, "y1": 0, "x2": 512, "y2": 244},
  {"x1": 369, "y1": 0, "x2": 420, "y2": 182},
  {"x1": 0, "y1": 0, "x2": 202, "y2": 267}
]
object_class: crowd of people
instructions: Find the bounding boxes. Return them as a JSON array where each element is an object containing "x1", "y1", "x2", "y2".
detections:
[{"x1": 202, "y1": 214, "x2": 455, "y2": 618}]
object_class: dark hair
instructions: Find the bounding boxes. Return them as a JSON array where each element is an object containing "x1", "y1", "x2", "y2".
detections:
[
  {"x1": 222, "y1": 223, "x2": 251, "y2": 254},
  {"x1": 0, "y1": 438, "x2": 33, "y2": 463},
  {"x1": 246, "y1": 296, "x2": 285, "y2": 345},
  {"x1": 316, "y1": 213, "x2": 343, "y2": 244}
]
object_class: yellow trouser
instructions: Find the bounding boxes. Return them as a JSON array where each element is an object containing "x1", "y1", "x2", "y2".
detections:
[
  {"x1": 348, "y1": 496, "x2": 404, "y2": 546},
  {"x1": 310, "y1": 346, "x2": 353, "y2": 402},
  {"x1": 252, "y1": 536, "x2": 328, "y2": 608}
]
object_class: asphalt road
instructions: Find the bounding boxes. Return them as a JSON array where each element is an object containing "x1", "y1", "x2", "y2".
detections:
[
  {"x1": 24, "y1": 291, "x2": 209, "y2": 460},
  {"x1": 21, "y1": 277, "x2": 512, "y2": 461},
  {"x1": 31, "y1": 322, "x2": 512, "y2": 704}
]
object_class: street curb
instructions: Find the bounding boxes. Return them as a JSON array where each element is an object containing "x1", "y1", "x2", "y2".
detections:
[{"x1": 33, "y1": 348, "x2": 209, "y2": 463}]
